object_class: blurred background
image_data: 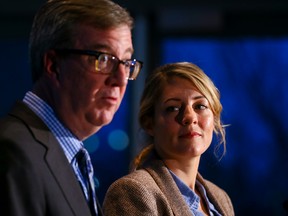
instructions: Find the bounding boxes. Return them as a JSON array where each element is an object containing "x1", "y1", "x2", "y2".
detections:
[{"x1": 1, "y1": 0, "x2": 288, "y2": 215}]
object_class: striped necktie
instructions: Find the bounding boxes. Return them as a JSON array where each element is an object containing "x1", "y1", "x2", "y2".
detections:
[{"x1": 77, "y1": 148, "x2": 98, "y2": 216}]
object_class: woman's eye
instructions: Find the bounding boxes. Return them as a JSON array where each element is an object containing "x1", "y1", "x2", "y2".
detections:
[
  {"x1": 195, "y1": 104, "x2": 208, "y2": 110},
  {"x1": 165, "y1": 106, "x2": 180, "y2": 112}
]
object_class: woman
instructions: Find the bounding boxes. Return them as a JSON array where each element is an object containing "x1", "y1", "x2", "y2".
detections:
[{"x1": 103, "y1": 62, "x2": 234, "y2": 216}]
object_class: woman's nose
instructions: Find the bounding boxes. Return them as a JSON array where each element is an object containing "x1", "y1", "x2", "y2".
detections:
[{"x1": 181, "y1": 107, "x2": 197, "y2": 126}]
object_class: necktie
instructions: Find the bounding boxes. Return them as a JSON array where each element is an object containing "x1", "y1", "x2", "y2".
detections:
[{"x1": 77, "y1": 148, "x2": 98, "y2": 216}]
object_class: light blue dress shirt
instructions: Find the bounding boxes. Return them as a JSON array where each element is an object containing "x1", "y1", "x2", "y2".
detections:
[
  {"x1": 169, "y1": 170, "x2": 221, "y2": 216},
  {"x1": 23, "y1": 91, "x2": 91, "y2": 201}
]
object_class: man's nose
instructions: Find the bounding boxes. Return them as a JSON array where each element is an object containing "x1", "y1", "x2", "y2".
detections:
[{"x1": 106, "y1": 64, "x2": 128, "y2": 86}]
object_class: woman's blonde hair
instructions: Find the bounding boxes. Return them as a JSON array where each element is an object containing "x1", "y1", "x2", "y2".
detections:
[{"x1": 133, "y1": 62, "x2": 226, "y2": 169}]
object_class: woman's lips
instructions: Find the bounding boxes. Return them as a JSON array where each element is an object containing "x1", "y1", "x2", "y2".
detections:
[{"x1": 179, "y1": 131, "x2": 201, "y2": 138}]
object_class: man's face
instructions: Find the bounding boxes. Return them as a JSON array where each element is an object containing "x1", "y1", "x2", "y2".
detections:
[{"x1": 53, "y1": 24, "x2": 133, "y2": 140}]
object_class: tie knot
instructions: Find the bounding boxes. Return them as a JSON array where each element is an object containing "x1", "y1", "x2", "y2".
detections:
[
  {"x1": 76, "y1": 148, "x2": 93, "y2": 174},
  {"x1": 77, "y1": 148, "x2": 88, "y2": 160}
]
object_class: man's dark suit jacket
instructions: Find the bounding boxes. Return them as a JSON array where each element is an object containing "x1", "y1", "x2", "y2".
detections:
[{"x1": 0, "y1": 101, "x2": 102, "y2": 216}]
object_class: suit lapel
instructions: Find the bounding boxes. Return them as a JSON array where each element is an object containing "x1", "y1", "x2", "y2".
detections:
[
  {"x1": 44, "y1": 134, "x2": 92, "y2": 216},
  {"x1": 9, "y1": 102, "x2": 92, "y2": 216}
]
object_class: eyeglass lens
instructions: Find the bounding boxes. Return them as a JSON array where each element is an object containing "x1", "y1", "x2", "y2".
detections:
[{"x1": 96, "y1": 53, "x2": 141, "y2": 80}]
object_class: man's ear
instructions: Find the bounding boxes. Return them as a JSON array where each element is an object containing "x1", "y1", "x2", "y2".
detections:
[{"x1": 43, "y1": 50, "x2": 59, "y2": 80}]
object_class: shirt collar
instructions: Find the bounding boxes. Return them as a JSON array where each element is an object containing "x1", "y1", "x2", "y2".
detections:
[
  {"x1": 169, "y1": 170, "x2": 200, "y2": 210},
  {"x1": 23, "y1": 91, "x2": 83, "y2": 162}
]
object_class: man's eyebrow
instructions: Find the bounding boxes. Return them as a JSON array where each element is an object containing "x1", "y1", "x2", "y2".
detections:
[
  {"x1": 90, "y1": 44, "x2": 134, "y2": 54},
  {"x1": 125, "y1": 47, "x2": 134, "y2": 54}
]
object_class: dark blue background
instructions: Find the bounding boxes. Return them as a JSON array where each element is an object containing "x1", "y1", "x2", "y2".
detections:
[
  {"x1": 1, "y1": 3, "x2": 288, "y2": 214},
  {"x1": 162, "y1": 37, "x2": 288, "y2": 215}
]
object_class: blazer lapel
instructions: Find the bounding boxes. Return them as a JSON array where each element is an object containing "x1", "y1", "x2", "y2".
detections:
[
  {"x1": 143, "y1": 156, "x2": 192, "y2": 216},
  {"x1": 196, "y1": 173, "x2": 226, "y2": 216},
  {"x1": 9, "y1": 102, "x2": 92, "y2": 216}
]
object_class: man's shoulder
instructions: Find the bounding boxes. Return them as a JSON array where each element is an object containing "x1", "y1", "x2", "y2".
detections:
[
  {"x1": 0, "y1": 101, "x2": 49, "y2": 138},
  {"x1": 0, "y1": 101, "x2": 50, "y2": 159}
]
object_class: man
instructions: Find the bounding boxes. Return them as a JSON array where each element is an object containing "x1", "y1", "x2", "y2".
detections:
[{"x1": 0, "y1": 0, "x2": 143, "y2": 215}]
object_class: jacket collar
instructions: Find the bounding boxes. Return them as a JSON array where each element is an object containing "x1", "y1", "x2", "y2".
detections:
[
  {"x1": 9, "y1": 101, "x2": 94, "y2": 216},
  {"x1": 139, "y1": 150, "x2": 193, "y2": 216},
  {"x1": 138, "y1": 149, "x2": 230, "y2": 216}
]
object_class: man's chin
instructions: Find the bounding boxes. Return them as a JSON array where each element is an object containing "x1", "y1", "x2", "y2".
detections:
[{"x1": 98, "y1": 113, "x2": 115, "y2": 126}]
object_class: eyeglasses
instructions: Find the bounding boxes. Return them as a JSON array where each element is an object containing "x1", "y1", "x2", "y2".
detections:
[{"x1": 55, "y1": 49, "x2": 143, "y2": 80}]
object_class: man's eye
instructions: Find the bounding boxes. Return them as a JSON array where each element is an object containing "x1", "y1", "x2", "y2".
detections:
[
  {"x1": 98, "y1": 54, "x2": 110, "y2": 63},
  {"x1": 88, "y1": 55, "x2": 97, "y2": 64},
  {"x1": 123, "y1": 61, "x2": 131, "y2": 67}
]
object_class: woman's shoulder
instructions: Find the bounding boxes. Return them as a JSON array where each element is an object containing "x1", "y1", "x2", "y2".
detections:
[
  {"x1": 104, "y1": 168, "x2": 164, "y2": 206},
  {"x1": 111, "y1": 169, "x2": 156, "y2": 188}
]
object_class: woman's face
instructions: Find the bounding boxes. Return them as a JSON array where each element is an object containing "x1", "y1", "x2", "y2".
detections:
[{"x1": 148, "y1": 76, "x2": 214, "y2": 161}]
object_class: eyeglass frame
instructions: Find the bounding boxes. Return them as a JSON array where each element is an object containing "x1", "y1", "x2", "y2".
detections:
[{"x1": 54, "y1": 48, "x2": 143, "y2": 80}]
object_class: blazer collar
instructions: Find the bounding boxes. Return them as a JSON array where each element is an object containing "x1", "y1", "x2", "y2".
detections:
[
  {"x1": 196, "y1": 173, "x2": 226, "y2": 215},
  {"x1": 139, "y1": 149, "x2": 227, "y2": 216},
  {"x1": 140, "y1": 151, "x2": 193, "y2": 216},
  {"x1": 9, "y1": 101, "x2": 93, "y2": 216}
]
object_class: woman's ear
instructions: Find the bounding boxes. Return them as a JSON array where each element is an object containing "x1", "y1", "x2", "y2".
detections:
[{"x1": 144, "y1": 118, "x2": 154, "y2": 136}]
